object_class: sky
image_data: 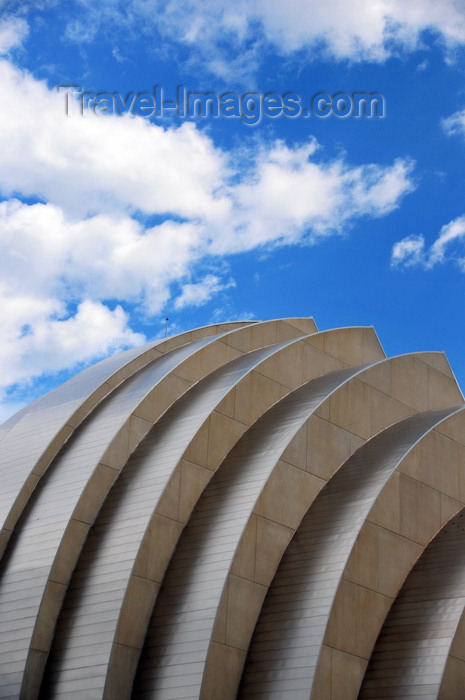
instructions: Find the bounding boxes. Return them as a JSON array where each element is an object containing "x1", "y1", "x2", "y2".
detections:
[{"x1": 1, "y1": 1, "x2": 465, "y2": 421}]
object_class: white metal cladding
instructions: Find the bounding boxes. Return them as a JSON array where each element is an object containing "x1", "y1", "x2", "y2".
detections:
[{"x1": 0, "y1": 318, "x2": 464, "y2": 700}]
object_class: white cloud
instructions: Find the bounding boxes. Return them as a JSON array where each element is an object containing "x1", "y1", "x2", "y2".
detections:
[
  {"x1": 174, "y1": 275, "x2": 235, "y2": 309},
  {"x1": 0, "y1": 16, "x2": 28, "y2": 54},
  {"x1": 218, "y1": 144, "x2": 414, "y2": 252},
  {"x1": 59, "y1": 0, "x2": 465, "y2": 76},
  {"x1": 0, "y1": 61, "x2": 229, "y2": 220},
  {"x1": 0, "y1": 50, "x2": 415, "y2": 417},
  {"x1": 392, "y1": 215, "x2": 465, "y2": 270},
  {"x1": 391, "y1": 234, "x2": 427, "y2": 268},
  {"x1": 443, "y1": 108, "x2": 465, "y2": 139},
  {"x1": 0, "y1": 295, "x2": 143, "y2": 395}
]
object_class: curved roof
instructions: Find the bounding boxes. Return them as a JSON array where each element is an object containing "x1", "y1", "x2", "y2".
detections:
[{"x1": 0, "y1": 317, "x2": 464, "y2": 699}]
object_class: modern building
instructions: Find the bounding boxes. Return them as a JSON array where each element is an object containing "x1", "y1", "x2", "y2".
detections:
[{"x1": 0, "y1": 317, "x2": 465, "y2": 699}]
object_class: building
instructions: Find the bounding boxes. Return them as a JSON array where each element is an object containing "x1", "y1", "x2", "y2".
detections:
[{"x1": 0, "y1": 317, "x2": 464, "y2": 699}]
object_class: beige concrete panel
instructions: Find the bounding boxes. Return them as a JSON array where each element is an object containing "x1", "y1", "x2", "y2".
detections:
[
  {"x1": 439, "y1": 656, "x2": 465, "y2": 700},
  {"x1": 377, "y1": 528, "x2": 423, "y2": 596},
  {"x1": 254, "y1": 517, "x2": 294, "y2": 586},
  {"x1": 369, "y1": 388, "x2": 412, "y2": 436},
  {"x1": 71, "y1": 463, "x2": 119, "y2": 525},
  {"x1": 449, "y1": 607, "x2": 465, "y2": 661},
  {"x1": 132, "y1": 373, "x2": 191, "y2": 423},
  {"x1": 413, "y1": 430, "x2": 460, "y2": 498},
  {"x1": 311, "y1": 644, "x2": 332, "y2": 700},
  {"x1": 428, "y1": 362, "x2": 465, "y2": 409},
  {"x1": 368, "y1": 470, "x2": 401, "y2": 533},
  {"x1": 103, "y1": 644, "x2": 142, "y2": 700},
  {"x1": 181, "y1": 417, "x2": 209, "y2": 466},
  {"x1": 176, "y1": 340, "x2": 242, "y2": 384},
  {"x1": 440, "y1": 492, "x2": 463, "y2": 523},
  {"x1": 344, "y1": 520, "x2": 380, "y2": 592},
  {"x1": 280, "y1": 423, "x2": 307, "y2": 467},
  {"x1": 277, "y1": 317, "x2": 318, "y2": 337},
  {"x1": 223, "y1": 576, "x2": 268, "y2": 651},
  {"x1": 256, "y1": 340, "x2": 304, "y2": 389},
  {"x1": 0, "y1": 530, "x2": 9, "y2": 559},
  {"x1": 359, "y1": 510, "x2": 465, "y2": 698},
  {"x1": 132, "y1": 513, "x2": 184, "y2": 582},
  {"x1": 114, "y1": 576, "x2": 160, "y2": 649},
  {"x1": 232, "y1": 371, "x2": 285, "y2": 426},
  {"x1": 390, "y1": 355, "x2": 429, "y2": 410},
  {"x1": 2, "y1": 473, "x2": 40, "y2": 534},
  {"x1": 229, "y1": 515, "x2": 257, "y2": 582},
  {"x1": 31, "y1": 424, "x2": 75, "y2": 474},
  {"x1": 327, "y1": 378, "x2": 373, "y2": 439},
  {"x1": 100, "y1": 415, "x2": 152, "y2": 470},
  {"x1": 29, "y1": 581, "x2": 67, "y2": 654},
  {"x1": 399, "y1": 473, "x2": 442, "y2": 544},
  {"x1": 213, "y1": 386, "x2": 236, "y2": 419},
  {"x1": 20, "y1": 649, "x2": 48, "y2": 700},
  {"x1": 362, "y1": 327, "x2": 386, "y2": 363},
  {"x1": 324, "y1": 579, "x2": 391, "y2": 659},
  {"x1": 330, "y1": 648, "x2": 367, "y2": 700},
  {"x1": 205, "y1": 412, "x2": 245, "y2": 469},
  {"x1": 459, "y1": 444, "x2": 465, "y2": 503},
  {"x1": 301, "y1": 342, "x2": 345, "y2": 382},
  {"x1": 300, "y1": 326, "x2": 384, "y2": 368},
  {"x1": 153, "y1": 360, "x2": 437, "y2": 700},
  {"x1": 200, "y1": 642, "x2": 247, "y2": 700},
  {"x1": 436, "y1": 408, "x2": 465, "y2": 443},
  {"x1": 177, "y1": 460, "x2": 214, "y2": 522},
  {"x1": 320, "y1": 419, "x2": 465, "y2": 700},
  {"x1": 306, "y1": 415, "x2": 356, "y2": 481},
  {"x1": 49, "y1": 519, "x2": 91, "y2": 585},
  {"x1": 322, "y1": 327, "x2": 367, "y2": 366},
  {"x1": 255, "y1": 460, "x2": 325, "y2": 529}
]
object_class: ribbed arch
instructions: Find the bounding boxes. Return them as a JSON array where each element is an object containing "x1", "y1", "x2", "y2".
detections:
[
  {"x1": 0, "y1": 317, "x2": 464, "y2": 700},
  {"x1": 39, "y1": 326, "x2": 381, "y2": 700},
  {"x1": 239, "y1": 406, "x2": 465, "y2": 700},
  {"x1": 0, "y1": 319, "x2": 314, "y2": 700},
  {"x1": 359, "y1": 504, "x2": 465, "y2": 699},
  {"x1": 131, "y1": 350, "x2": 461, "y2": 700},
  {"x1": 0, "y1": 321, "x2": 253, "y2": 559}
]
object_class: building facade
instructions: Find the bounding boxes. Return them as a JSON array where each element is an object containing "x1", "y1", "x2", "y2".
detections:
[{"x1": 0, "y1": 317, "x2": 464, "y2": 699}]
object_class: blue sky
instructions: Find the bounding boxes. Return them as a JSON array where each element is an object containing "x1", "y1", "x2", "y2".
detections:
[{"x1": 1, "y1": 1, "x2": 465, "y2": 420}]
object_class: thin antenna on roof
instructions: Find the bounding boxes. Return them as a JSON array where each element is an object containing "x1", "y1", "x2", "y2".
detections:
[{"x1": 165, "y1": 317, "x2": 169, "y2": 338}]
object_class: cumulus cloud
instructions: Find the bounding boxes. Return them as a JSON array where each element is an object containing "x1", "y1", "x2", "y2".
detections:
[
  {"x1": 174, "y1": 274, "x2": 236, "y2": 309},
  {"x1": 0, "y1": 43, "x2": 415, "y2": 414},
  {"x1": 57, "y1": 0, "x2": 465, "y2": 77},
  {"x1": 391, "y1": 216, "x2": 465, "y2": 270},
  {"x1": 0, "y1": 15, "x2": 28, "y2": 54},
  {"x1": 442, "y1": 108, "x2": 465, "y2": 139}
]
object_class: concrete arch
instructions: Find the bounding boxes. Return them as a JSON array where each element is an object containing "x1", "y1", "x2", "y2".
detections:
[
  {"x1": 39, "y1": 326, "x2": 383, "y2": 700},
  {"x1": 239, "y1": 406, "x2": 465, "y2": 700},
  {"x1": 0, "y1": 321, "x2": 255, "y2": 559},
  {"x1": 0, "y1": 317, "x2": 464, "y2": 700},
  {"x1": 0, "y1": 319, "x2": 314, "y2": 700},
  {"x1": 132, "y1": 351, "x2": 462, "y2": 700},
  {"x1": 359, "y1": 507, "x2": 465, "y2": 699}
]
